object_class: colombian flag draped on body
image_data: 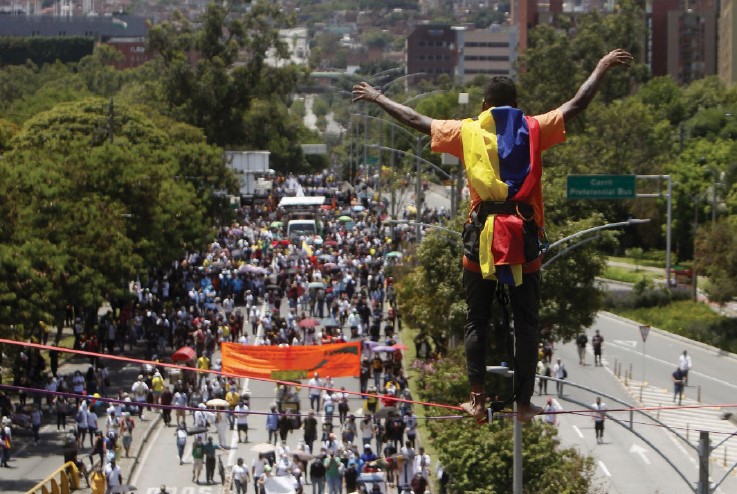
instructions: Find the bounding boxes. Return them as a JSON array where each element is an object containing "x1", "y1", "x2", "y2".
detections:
[
  {"x1": 221, "y1": 341, "x2": 361, "y2": 380},
  {"x1": 461, "y1": 107, "x2": 543, "y2": 286}
]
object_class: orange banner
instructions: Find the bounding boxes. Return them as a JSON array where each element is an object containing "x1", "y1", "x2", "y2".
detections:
[{"x1": 220, "y1": 341, "x2": 361, "y2": 380}]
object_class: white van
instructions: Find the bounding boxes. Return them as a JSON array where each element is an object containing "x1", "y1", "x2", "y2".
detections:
[{"x1": 287, "y1": 219, "x2": 317, "y2": 243}]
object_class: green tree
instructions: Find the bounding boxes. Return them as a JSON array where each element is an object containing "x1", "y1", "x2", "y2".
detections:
[
  {"x1": 539, "y1": 216, "x2": 609, "y2": 343},
  {"x1": 0, "y1": 99, "x2": 233, "y2": 335},
  {"x1": 416, "y1": 354, "x2": 595, "y2": 494},
  {"x1": 695, "y1": 221, "x2": 737, "y2": 304},
  {"x1": 635, "y1": 76, "x2": 686, "y2": 125},
  {"x1": 76, "y1": 44, "x2": 128, "y2": 97},
  {"x1": 516, "y1": 25, "x2": 577, "y2": 117},
  {"x1": 361, "y1": 29, "x2": 393, "y2": 50},
  {"x1": 625, "y1": 247, "x2": 644, "y2": 272},
  {"x1": 147, "y1": 2, "x2": 307, "y2": 158},
  {"x1": 396, "y1": 211, "x2": 608, "y2": 353},
  {"x1": 5, "y1": 61, "x2": 92, "y2": 125},
  {"x1": 241, "y1": 97, "x2": 311, "y2": 173}
]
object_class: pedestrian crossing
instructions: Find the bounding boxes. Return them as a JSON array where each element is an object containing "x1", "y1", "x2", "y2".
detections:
[{"x1": 619, "y1": 378, "x2": 737, "y2": 469}]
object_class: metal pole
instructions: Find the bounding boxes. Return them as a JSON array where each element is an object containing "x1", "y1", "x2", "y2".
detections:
[
  {"x1": 640, "y1": 339, "x2": 646, "y2": 402},
  {"x1": 450, "y1": 172, "x2": 456, "y2": 216},
  {"x1": 363, "y1": 113, "x2": 368, "y2": 183},
  {"x1": 698, "y1": 430, "x2": 709, "y2": 494},
  {"x1": 391, "y1": 126, "x2": 396, "y2": 218},
  {"x1": 454, "y1": 172, "x2": 459, "y2": 216},
  {"x1": 712, "y1": 172, "x2": 717, "y2": 225},
  {"x1": 378, "y1": 119, "x2": 383, "y2": 208},
  {"x1": 666, "y1": 175, "x2": 673, "y2": 286},
  {"x1": 415, "y1": 136, "x2": 422, "y2": 240},
  {"x1": 513, "y1": 409, "x2": 523, "y2": 494},
  {"x1": 692, "y1": 197, "x2": 698, "y2": 301},
  {"x1": 108, "y1": 98, "x2": 114, "y2": 143},
  {"x1": 513, "y1": 319, "x2": 523, "y2": 494}
]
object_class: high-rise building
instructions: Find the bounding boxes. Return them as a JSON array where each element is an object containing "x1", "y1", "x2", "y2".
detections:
[
  {"x1": 407, "y1": 24, "x2": 518, "y2": 83},
  {"x1": 456, "y1": 26, "x2": 519, "y2": 82},
  {"x1": 406, "y1": 24, "x2": 458, "y2": 79},
  {"x1": 719, "y1": 0, "x2": 737, "y2": 85},
  {"x1": 648, "y1": 0, "x2": 717, "y2": 84},
  {"x1": 510, "y1": 0, "x2": 563, "y2": 53}
]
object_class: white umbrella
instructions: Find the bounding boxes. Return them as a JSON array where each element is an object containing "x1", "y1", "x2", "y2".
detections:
[
  {"x1": 206, "y1": 398, "x2": 230, "y2": 408},
  {"x1": 251, "y1": 442, "x2": 277, "y2": 454}
]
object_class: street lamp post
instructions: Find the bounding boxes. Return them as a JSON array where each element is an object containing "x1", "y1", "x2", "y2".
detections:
[
  {"x1": 692, "y1": 192, "x2": 701, "y2": 301},
  {"x1": 353, "y1": 111, "x2": 430, "y2": 209}
]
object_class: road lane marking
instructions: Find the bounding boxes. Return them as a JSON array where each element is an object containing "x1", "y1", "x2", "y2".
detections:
[
  {"x1": 131, "y1": 416, "x2": 165, "y2": 486},
  {"x1": 572, "y1": 425, "x2": 584, "y2": 438},
  {"x1": 227, "y1": 421, "x2": 239, "y2": 467},
  {"x1": 604, "y1": 338, "x2": 737, "y2": 391},
  {"x1": 629, "y1": 444, "x2": 652, "y2": 465},
  {"x1": 612, "y1": 339, "x2": 637, "y2": 348},
  {"x1": 598, "y1": 461, "x2": 612, "y2": 477}
]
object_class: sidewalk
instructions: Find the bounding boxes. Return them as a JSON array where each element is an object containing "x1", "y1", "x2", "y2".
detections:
[{"x1": 1, "y1": 326, "x2": 163, "y2": 493}]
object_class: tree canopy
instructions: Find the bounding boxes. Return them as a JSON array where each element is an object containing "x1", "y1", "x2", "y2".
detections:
[
  {"x1": 415, "y1": 353, "x2": 595, "y2": 493},
  {"x1": 145, "y1": 3, "x2": 311, "y2": 172},
  {"x1": 0, "y1": 98, "x2": 234, "y2": 337}
]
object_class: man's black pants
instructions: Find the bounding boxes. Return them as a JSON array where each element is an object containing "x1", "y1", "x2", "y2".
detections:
[
  {"x1": 463, "y1": 268, "x2": 540, "y2": 406},
  {"x1": 206, "y1": 456, "x2": 216, "y2": 482}
]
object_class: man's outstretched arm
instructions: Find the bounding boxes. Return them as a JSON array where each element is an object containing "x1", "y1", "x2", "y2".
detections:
[
  {"x1": 558, "y1": 49, "x2": 633, "y2": 123},
  {"x1": 352, "y1": 82, "x2": 433, "y2": 136}
]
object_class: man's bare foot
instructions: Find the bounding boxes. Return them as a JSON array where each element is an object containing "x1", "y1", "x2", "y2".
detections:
[
  {"x1": 517, "y1": 403, "x2": 543, "y2": 423},
  {"x1": 460, "y1": 392, "x2": 488, "y2": 424}
]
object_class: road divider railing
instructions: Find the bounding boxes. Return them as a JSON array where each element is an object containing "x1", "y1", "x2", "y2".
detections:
[{"x1": 26, "y1": 461, "x2": 80, "y2": 494}]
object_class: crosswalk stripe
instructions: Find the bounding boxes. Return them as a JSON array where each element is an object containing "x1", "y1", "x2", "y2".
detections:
[{"x1": 620, "y1": 379, "x2": 737, "y2": 465}]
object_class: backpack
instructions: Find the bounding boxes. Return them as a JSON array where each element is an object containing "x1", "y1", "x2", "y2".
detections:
[{"x1": 577, "y1": 334, "x2": 587, "y2": 346}]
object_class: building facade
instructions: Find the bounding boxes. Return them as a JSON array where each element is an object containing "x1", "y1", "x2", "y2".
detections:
[
  {"x1": 407, "y1": 23, "x2": 518, "y2": 83},
  {"x1": 456, "y1": 25, "x2": 518, "y2": 82},
  {"x1": 649, "y1": 0, "x2": 717, "y2": 84},
  {"x1": 406, "y1": 24, "x2": 457, "y2": 79},
  {"x1": 719, "y1": 0, "x2": 737, "y2": 85}
]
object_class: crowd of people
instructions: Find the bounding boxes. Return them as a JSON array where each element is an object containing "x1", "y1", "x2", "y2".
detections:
[{"x1": 0, "y1": 171, "x2": 456, "y2": 494}]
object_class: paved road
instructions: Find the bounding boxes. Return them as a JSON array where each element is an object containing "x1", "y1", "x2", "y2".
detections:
[
  {"x1": 130, "y1": 372, "x2": 366, "y2": 494},
  {"x1": 549, "y1": 312, "x2": 737, "y2": 494},
  {"x1": 130, "y1": 300, "x2": 390, "y2": 494},
  {"x1": 0, "y1": 346, "x2": 161, "y2": 493}
]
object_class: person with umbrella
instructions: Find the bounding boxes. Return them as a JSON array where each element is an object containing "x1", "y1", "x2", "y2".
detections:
[
  {"x1": 215, "y1": 407, "x2": 229, "y2": 447},
  {"x1": 251, "y1": 452, "x2": 269, "y2": 494}
]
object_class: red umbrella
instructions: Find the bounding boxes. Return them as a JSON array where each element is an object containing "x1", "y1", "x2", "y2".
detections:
[
  {"x1": 299, "y1": 318, "x2": 319, "y2": 329},
  {"x1": 324, "y1": 240, "x2": 338, "y2": 247},
  {"x1": 171, "y1": 346, "x2": 196, "y2": 362}
]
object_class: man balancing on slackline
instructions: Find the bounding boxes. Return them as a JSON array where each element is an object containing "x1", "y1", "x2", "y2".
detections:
[{"x1": 352, "y1": 48, "x2": 632, "y2": 423}]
